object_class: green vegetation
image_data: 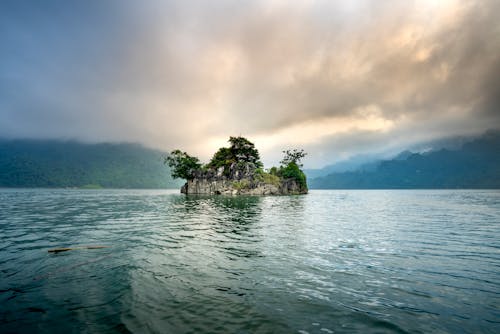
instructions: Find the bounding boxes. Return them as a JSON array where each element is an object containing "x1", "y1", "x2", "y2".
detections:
[
  {"x1": 164, "y1": 149, "x2": 202, "y2": 180},
  {"x1": 270, "y1": 149, "x2": 308, "y2": 190},
  {"x1": 208, "y1": 147, "x2": 233, "y2": 169},
  {"x1": 254, "y1": 168, "x2": 281, "y2": 186},
  {"x1": 0, "y1": 140, "x2": 183, "y2": 188},
  {"x1": 232, "y1": 179, "x2": 250, "y2": 190},
  {"x1": 166, "y1": 136, "x2": 308, "y2": 191},
  {"x1": 166, "y1": 136, "x2": 266, "y2": 178},
  {"x1": 279, "y1": 162, "x2": 308, "y2": 189},
  {"x1": 280, "y1": 149, "x2": 307, "y2": 168},
  {"x1": 207, "y1": 136, "x2": 263, "y2": 172}
]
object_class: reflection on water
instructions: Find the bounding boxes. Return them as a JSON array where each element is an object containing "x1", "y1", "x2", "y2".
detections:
[{"x1": 0, "y1": 189, "x2": 499, "y2": 333}]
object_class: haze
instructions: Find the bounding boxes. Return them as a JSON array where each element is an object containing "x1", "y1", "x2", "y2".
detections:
[{"x1": 1, "y1": 0, "x2": 499, "y2": 167}]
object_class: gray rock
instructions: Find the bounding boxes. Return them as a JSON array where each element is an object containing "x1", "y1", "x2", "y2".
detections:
[{"x1": 180, "y1": 159, "x2": 307, "y2": 195}]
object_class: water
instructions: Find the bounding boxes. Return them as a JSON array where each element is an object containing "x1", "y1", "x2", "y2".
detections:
[{"x1": 0, "y1": 189, "x2": 499, "y2": 333}]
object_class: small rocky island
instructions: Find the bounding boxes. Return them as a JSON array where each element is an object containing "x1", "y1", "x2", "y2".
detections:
[{"x1": 165, "y1": 137, "x2": 308, "y2": 195}]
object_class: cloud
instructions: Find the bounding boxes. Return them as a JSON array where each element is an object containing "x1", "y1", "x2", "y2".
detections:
[{"x1": 0, "y1": 0, "x2": 499, "y2": 167}]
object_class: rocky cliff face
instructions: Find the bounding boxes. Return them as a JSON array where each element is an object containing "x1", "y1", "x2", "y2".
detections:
[
  {"x1": 180, "y1": 162, "x2": 307, "y2": 195},
  {"x1": 181, "y1": 177, "x2": 306, "y2": 195}
]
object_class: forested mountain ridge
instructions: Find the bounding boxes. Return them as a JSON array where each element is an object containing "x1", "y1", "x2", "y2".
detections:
[
  {"x1": 0, "y1": 140, "x2": 182, "y2": 188},
  {"x1": 309, "y1": 131, "x2": 500, "y2": 189},
  {"x1": 2, "y1": 131, "x2": 498, "y2": 190}
]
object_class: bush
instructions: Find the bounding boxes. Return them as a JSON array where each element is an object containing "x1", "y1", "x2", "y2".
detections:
[
  {"x1": 232, "y1": 179, "x2": 250, "y2": 190},
  {"x1": 268, "y1": 166, "x2": 279, "y2": 176},
  {"x1": 264, "y1": 173, "x2": 281, "y2": 186},
  {"x1": 254, "y1": 169, "x2": 281, "y2": 186},
  {"x1": 280, "y1": 162, "x2": 307, "y2": 189}
]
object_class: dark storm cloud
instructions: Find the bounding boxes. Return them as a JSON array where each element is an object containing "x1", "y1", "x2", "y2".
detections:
[{"x1": 0, "y1": 0, "x2": 499, "y2": 167}]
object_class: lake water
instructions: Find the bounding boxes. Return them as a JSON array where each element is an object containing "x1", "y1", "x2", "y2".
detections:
[{"x1": 0, "y1": 189, "x2": 499, "y2": 333}]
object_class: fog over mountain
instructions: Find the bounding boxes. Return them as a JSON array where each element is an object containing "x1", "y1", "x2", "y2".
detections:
[
  {"x1": 1, "y1": 1, "x2": 499, "y2": 168},
  {"x1": 308, "y1": 130, "x2": 500, "y2": 189},
  {"x1": 304, "y1": 130, "x2": 498, "y2": 178},
  {"x1": 0, "y1": 140, "x2": 183, "y2": 188}
]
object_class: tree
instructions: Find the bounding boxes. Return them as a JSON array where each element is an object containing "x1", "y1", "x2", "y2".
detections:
[
  {"x1": 280, "y1": 149, "x2": 307, "y2": 168},
  {"x1": 164, "y1": 150, "x2": 202, "y2": 180},
  {"x1": 207, "y1": 147, "x2": 233, "y2": 169},
  {"x1": 228, "y1": 136, "x2": 263, "y2": 167},
  {"x1": 280, "y1": 161, "x2": 307, "y2": 189},
  {"x1": 207, "y1": 136, "x2": 263, "y2": 169},
  {"x1": 278, "y1": 148, "x2": 308, "y2": 190}
]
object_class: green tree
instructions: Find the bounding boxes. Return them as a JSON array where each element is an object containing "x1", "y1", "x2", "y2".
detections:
[
  {"x1": 207, "y1": 147, "x2": 233, "y2": 169},
  {"x1": 278, "y1": 148, "x2": 308, "y2": 190},
  {"x1": 280, "y1": 149, "x2": 307, "y2": 168},
  {"x1": 280, "y1": 162, "x2": 307, "y2": 189},
  {"x1": 228, "y1": 136, "x2": 262, "y2": 167},
  {"x1": 207, "y1": 136, "x2": 263, "y2": 169},
  {"x1": 164, "y1": 150, "x2": 202, "y2": 180}
]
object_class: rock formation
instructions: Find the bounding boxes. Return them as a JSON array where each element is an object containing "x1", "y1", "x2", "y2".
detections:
[
  {"x1": 166, "y1": 136, "x2": 308, "y2": 196},
  {"x1": 181, "y1": 162, "x2": 307, "y2": 195}
]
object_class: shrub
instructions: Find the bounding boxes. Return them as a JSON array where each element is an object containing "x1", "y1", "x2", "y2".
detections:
[
  {"x1": 268, "y1": 166, "x2": 279, "y2": 176},
  {"x1": 254, "y1": 169, "x2": 281, "y2": 186},
  {"x1": 280, "y1": 162, "x2": 307, "y2": 189},
  {"x1": 263, "y1": 173, "x2": 281, "y2": 186},
  {"x1": 232, "y1": 179, "x2": 250, "y2": 190}
]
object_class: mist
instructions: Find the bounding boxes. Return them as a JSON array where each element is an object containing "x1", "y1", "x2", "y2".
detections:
[{"x1": 1, "y1": 0, "x2": 499, "y2": 167}]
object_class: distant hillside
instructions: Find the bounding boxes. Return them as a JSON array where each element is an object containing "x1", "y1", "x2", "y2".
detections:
[
  {"x1": 304, "y1": 133, "x2": 488, "y2": 180},
  {"x1": 304, "y1": 154, "x2": 382, "y2": 179},
  {"x1": 0, "y1": 140, "x2": 183, "y2": 188},
  {"x1": 309, "y1": 131, "x2": 500, "y2": 189}
]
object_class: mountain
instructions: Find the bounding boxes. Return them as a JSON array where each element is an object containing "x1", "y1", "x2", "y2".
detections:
[
  {"x1": 309, "y1": 131, "x2": 500, "y2": 189},
  {"x1": 0, "y1": 140, "x2": 183, "y2": 188},
  {"x1": 304, "y1": 154, "x2": 382, "y2": 179},
  {"x1": 305, "y1": 133, "x2": 487, "y2": 180}
]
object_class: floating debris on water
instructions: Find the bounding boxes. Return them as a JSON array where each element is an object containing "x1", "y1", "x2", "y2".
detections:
[{"x1": 47, "y1": 246, "x2": 109, "y2": 253}]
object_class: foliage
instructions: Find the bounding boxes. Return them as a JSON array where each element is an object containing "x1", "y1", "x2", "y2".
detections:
[
  {"x1": 232, "y1": 179, "x2": 250, "y2": 190},
  {"x1": 270, "y1": 148, "x2": 309, "y2": 190},
  {"x1": 0, "y1": 140, "x2": 183, "y2": 188},
  {"x1": 280, "y1": 162, "x2": 308, "y2": 189},
  {"x1": 164, "y1": 149, "x2": 202, "y2": 180},
  {"x1": 268, "y1": 166, "x2": 279, "y2": 176},
  {"x1": 228, "y1": 136, "x2": 262, "y2": 167},
  {"x1": 280, "y1": 149, "x2": 307, "y2": 168},
  {"x1": 207, "y1": 136, "x2": 263, "y2": 170},
  {"x1": 167, "y1": 137, "x2": 309, "y2": 191},
  {"x1": 208, "y1": 147, "x2": 233, "y2": 169},
  {"x1": 254, "y1": 169, "x2": 281, "y2": 186}
]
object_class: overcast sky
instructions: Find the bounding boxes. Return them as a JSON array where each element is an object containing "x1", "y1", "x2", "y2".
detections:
[{"x1": 1, "y1": 0, "x2": 499, "y2": 168}]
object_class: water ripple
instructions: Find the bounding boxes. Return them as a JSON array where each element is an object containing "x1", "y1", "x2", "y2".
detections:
[{"x1": 0, "y1": 189, "x2": 499, "y2": 333}]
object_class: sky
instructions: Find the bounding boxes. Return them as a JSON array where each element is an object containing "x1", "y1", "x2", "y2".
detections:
[{"x1": 1, "y1": 0, "x2": 499, "y2": 168}]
